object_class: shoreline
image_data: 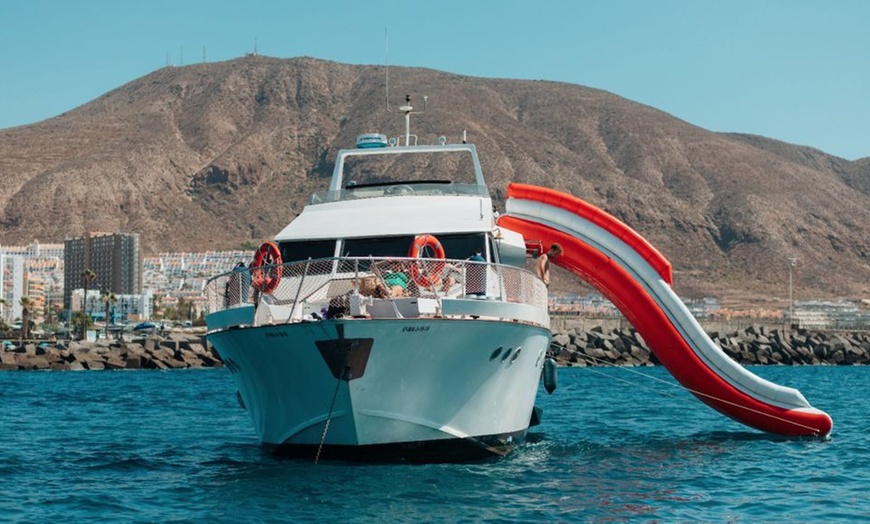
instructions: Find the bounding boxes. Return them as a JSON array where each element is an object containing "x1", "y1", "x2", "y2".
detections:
[
  {"x1": 550, "y1": 321, "x2": 869, "y2": 367},
  {"x1": 1, "y1": 323, "x2": 868, "y2": 371},
  {"x1": 0, "y1": 333, "x2": 221, "y2": 371}
]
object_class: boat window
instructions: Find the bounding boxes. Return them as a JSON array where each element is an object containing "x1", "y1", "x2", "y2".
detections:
[
  {"x1": 275, "y1": 234, "x2": 488, "y2": 275},
  {"x1": 439, "y1": 233, "x2": 488, "y2": 261},
  {"x1": 343, "y1": 236, "x2": 416, "y2": 258},
  {"x1": 278, "y1": 240, "x2": 336, "y2": 264},
  {"x1": 488, "y1": 235, "x2": 500, "y2": 264},
  {"x1": 342, "y1": 233, "x2": 487, "y2": 261}
]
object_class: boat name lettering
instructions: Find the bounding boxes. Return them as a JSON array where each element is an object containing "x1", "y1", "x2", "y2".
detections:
[
  {"x1": 402, "y1": 326, "x2": 430, "y2": 333},
  {"x1": 264, "y1": 331, "x2": 289, "y2": 338}
]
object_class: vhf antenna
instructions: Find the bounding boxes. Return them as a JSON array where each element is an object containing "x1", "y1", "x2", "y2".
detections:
[
  {"x1": 385, "y1": 28, "x2": 390, "y2": 113},
  {"x1": 384, "y1": 29, "x2": 427, "y2": 145}
]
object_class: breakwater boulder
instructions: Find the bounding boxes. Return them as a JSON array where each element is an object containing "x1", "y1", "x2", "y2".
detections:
[
  {"x1": 0, "y1": 333, "x2": 223, "y2": 371},
  {"x1": 550, "y1": 325, "x2": 870, "y2": 367}
]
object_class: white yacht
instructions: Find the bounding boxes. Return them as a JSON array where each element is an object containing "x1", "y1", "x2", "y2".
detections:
[{"x1": 205, "y1": 104, "x2": 551, "y2": 462}]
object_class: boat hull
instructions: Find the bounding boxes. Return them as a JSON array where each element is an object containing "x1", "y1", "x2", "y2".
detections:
[{"x1": 207, "y1": 317, "x2": 551, "y2": 462}]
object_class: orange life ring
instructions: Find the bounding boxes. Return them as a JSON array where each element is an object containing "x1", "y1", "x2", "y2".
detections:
[
  {"x1": 251, "y1": 241, "x2": 283, "y2": 294},
  {"x1": 407, "y1": 234, "x2": 445, "y2": 288}
]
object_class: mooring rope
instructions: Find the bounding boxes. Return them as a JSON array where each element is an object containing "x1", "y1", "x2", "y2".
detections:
[
  {"x1": 549, "y1": 342, "x2": 825, "y2": 435},
  {"x1": 315, "y1": 365, "x2": 348, "y2": 464}
]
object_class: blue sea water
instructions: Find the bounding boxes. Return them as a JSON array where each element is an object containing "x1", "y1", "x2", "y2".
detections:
[{"x1": 0, "y1": 365, "x2": 867, "y2": 523}]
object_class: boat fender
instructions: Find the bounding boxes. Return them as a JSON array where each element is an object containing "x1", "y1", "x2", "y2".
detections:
[
  {"x1": 529, "y1": 406, "x2": 543, "y2": 427},
  {"x1": 251, "y1": 241, "x2": 283, "y2": 294},
  {"x1": 543, "y1": 358, "x2": 558, "y2": 394},
  {"x1": 408, "y1": 234, "x2": 446, "y2": 288}
]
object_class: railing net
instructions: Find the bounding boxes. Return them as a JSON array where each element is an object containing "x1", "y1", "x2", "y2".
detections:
[{"x1": 205, "y1": 257, "x2": 547, "y2": 317}]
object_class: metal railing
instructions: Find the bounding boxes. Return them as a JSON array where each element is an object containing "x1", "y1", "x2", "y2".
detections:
[
  {"x1": 309, "y1": 182, "x2": 489, "y2": 204},
  {"x1": 205, "y1": 256, "x2": 547, "y2": 320}
]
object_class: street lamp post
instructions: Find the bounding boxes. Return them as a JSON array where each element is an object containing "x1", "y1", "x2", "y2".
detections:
[{"x1": 788, "y1": 257, "x2": 797, "y2": 328}]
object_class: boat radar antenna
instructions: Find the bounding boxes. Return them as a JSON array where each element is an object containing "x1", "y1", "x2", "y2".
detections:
[{"x1": 398, "y1": 94, "x2": 427, "y2": 146}]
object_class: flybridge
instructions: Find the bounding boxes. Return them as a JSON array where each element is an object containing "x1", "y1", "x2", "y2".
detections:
[{"x1": 312, "y1": 94, "x2": 487, "y2": 201}]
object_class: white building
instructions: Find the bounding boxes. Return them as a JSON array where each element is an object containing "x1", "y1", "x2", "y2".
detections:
[
  {"x1": 0, "y1": 253, "x2": 25, "y2": 323},
  {"x1": 70, "y1": 289, "x2": 153, "y2": 323},
  {"x1": 114, "y1": 291, "x2": 153, "y2": 322},
  {"x1": 1, "y1": 242, "x2": 65, "y2": 325}
]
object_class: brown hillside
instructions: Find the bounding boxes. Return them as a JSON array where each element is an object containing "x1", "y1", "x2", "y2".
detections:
[{"x1": 1, "y1": 56, "x2": 868, "y2": 303}]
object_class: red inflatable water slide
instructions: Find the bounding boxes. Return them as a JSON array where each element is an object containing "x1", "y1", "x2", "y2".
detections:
[{"x1": 499, "y1": 183, "x2": 832, "y2": 437}]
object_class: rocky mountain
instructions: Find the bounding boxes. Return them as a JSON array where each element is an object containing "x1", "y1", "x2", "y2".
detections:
[{"x1": 1, "y1": 55, "x2": 868, "y2": 303}]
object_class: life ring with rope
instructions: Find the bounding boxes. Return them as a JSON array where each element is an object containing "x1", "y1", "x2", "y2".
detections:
[
  {"x1": 407, "y1": 234, "x2": 446, "y2": 288},
  {"x1": 251, "y1": 241, "x2": 283, "y2": 294}
]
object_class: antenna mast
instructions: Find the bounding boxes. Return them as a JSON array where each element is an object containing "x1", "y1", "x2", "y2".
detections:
[
  {"x1": 384, "y1": 28, "x2": 390, "y2": 113},
  {"x1": 399, "y1": 95, "x2": 413, "y2": 145},
  {"x1": 383, "y1": 29, "x2": 427, "y2": 145},
  {"x1": 398, "y1": 94, "x2": 428, "y2": 145}
]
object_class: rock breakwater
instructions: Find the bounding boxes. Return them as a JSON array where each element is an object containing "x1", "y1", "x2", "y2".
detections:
[
  {"x1": 3, "y1": 325, "x2": 868, "y2": 371},
  {"x1": 0, "y1": 334, "x2": 222, "y2": 371},
  {"x1": 551, "y1": 325, "x2": 870, "y2": 367}
]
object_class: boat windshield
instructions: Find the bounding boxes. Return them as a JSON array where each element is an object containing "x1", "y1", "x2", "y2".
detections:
[
  {"x1": 344, "y1": 149, "x2": 478, "y2": 186},
  {"x1": 311, "y1": 147, "x2": 488, "y2": 203}
]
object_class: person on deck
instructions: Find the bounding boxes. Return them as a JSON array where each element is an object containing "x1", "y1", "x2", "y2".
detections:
[
  {"x1": 536, "y1": 243, "x2": 563, "y2": 288},
  {"x1": 382, "y1": 261, "x2": 411, "y2": 297},
  {"x1": 465, "y1": 252, "x2": 486, "y2": 296}
]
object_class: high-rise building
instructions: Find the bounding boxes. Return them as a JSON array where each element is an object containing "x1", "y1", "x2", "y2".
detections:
[{"x1": 63, "y1": 232, "x2": 142, "y2": 311}]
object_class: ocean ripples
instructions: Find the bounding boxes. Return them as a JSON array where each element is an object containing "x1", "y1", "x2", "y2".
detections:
[{"x1": 0, "y1": 366, "x2": 867, "y2": 522}]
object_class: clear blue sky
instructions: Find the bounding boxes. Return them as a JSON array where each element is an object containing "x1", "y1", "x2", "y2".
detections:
[{"x1": 1, "y1": 0, "x2": 867, "y2": 159}]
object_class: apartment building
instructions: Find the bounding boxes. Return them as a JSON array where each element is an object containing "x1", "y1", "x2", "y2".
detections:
[{"x1": 63, "y1": 232, "x2": 142, "y2": 311}]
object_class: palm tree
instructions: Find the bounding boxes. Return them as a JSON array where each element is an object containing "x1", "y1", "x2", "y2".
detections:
[
  {"x1": 19, "y1": 296, "x2": 34, "y2": 343},
  {"x1": 81, "y1": 269, "x2": 96, "y2": 337},
  {"x1": 152, "y1": 293, "x2": 163, "y2": 321},
  {"x1": 46, "y1": 302, "x2": 63, "y2": 334},
  {"x1": 101, "y1": 290, "x2": 117, "y2": 338},
  {"x1": 46, "y1": 300, "x2": 56, "y2": 326},
  {"x1": 71, "y1": 310, "x2": 92, "y2": 340},
  {"x1": 0, "y1": 297, "x2": 10, "y2": 333},
  {"x1": 0, "y1": 297, "x2": 8, "y2": 326}
]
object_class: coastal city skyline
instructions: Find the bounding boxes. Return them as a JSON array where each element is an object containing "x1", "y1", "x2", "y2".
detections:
[
  {"x1": 0, "y1": 238, "x2": 248, "y2": 325},
  {"x1": 2, "y1": 238, "x2": 868, "y2": 330}
]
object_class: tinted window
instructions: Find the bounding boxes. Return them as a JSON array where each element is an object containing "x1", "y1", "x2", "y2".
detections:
[
  {"x1": 343, "y1": 236, "x2": 416, "y2": 257},
  {"x1": 278, "y1": 240, "x2": 336, "y2": 263},
  {"x1": 439, "y1": 233, "x2": 488, "y2": 260},
  {"x1": 343, "y1": 233, "x2": 486, "y2": 261}
]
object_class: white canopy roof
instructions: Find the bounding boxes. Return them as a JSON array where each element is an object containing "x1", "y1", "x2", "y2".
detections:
[{"x1": 275, "y1": 195, "x2": 495, "y2": 241}]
